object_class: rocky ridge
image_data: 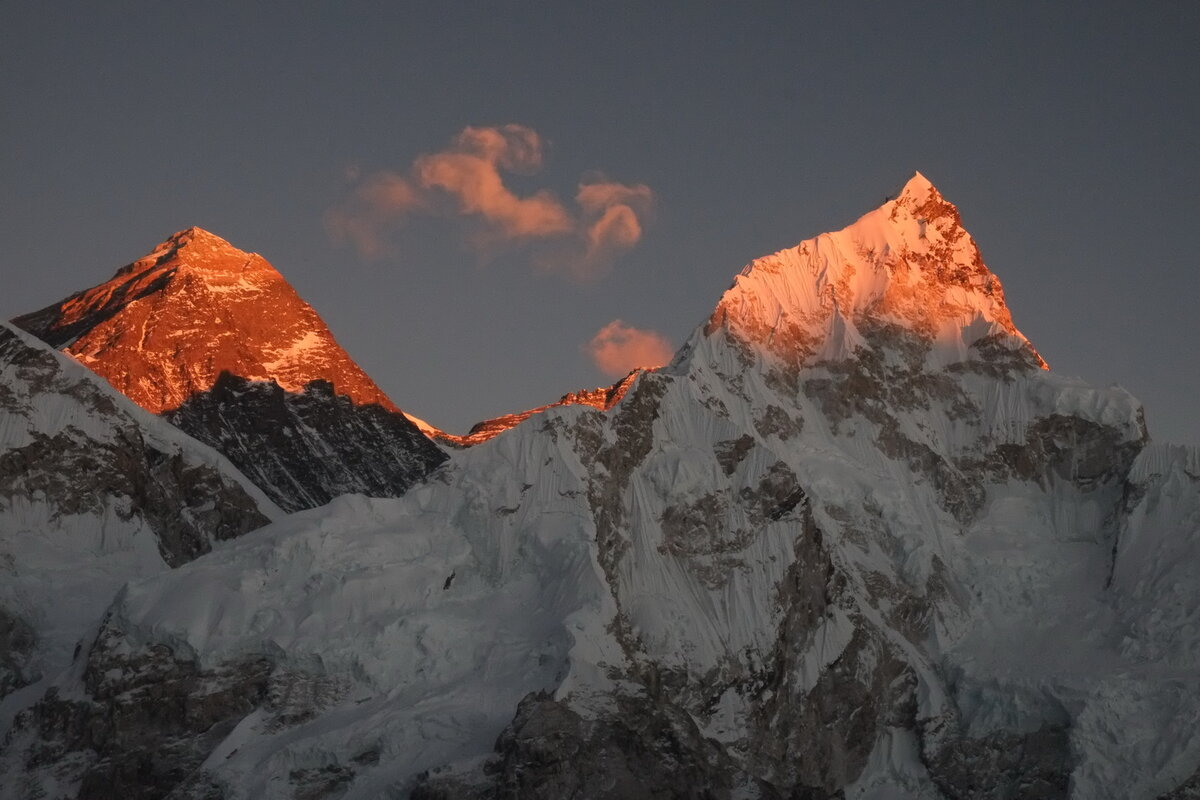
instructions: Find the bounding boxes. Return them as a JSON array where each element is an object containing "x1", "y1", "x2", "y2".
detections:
[{"x1": 420, "y1": 369, "x2": 643, "y2": 448}]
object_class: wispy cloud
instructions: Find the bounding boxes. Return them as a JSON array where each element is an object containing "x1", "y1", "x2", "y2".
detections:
[
  {"x1": 414, "y1": 125, "x2": 573, "y2": 240},
  {"x1": 327, "y1": 125, "x2": 653, "y2": 275},
  {"x1": 586, "y1": 320, "x2": 674, "y2": 377},
  {"x1": 324, "y1": 171, "x2": 422, "y2": 259},
  {"x1": 577, "y1": 179, "x2": 654, "y2": 267}
]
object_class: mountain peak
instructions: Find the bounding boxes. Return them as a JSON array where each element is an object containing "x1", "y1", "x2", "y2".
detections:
[
  {"x1": 13, "y1": 231, "x2": 399, "y2": 414},
  {"x1": 702, "y1": 174, "x2": 1046, "y2": 372},
  {"x1": 898, "y1": 170, "x2": 936, "y2": 201},
  {"x1": 171, "y1": 225, "x2": 231, "y2": 246},
  {"x1": 123, "y1": 226, "x2": 278, "y2": 284}
]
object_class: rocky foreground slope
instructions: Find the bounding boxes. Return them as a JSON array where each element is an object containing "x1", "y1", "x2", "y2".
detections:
[
  {"x1": 13, "y1": 228, "x2": 446, "y2": 512},
  {"x1": 2, "y1": 174, "x2": 1199, "y2": 799}
]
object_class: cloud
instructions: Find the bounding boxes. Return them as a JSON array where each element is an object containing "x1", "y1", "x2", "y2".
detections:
[
  {"x1": 452, "y1": 124, "x2": 545, "y2": 172},
  {"x1": 414, "y1": 126, "x2": 573, "y2": 239},
  {"x1": 577, "y1": 180, "x2": 654, "y2": 264},
  {"x1": 324, "y1": 171, "x2": 421, "y2": 259},
  {"x1": 576, "y1": 181, "x2": 654, "y2": 214},
  {"x1": 586, "y1": 320, "x2": 674, "y2": 377},
  {"x1": 326, "y1": 125, "x2": 653, "y2": 274}
]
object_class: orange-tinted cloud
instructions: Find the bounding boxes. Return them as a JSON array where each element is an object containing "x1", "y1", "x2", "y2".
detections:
[
  {"x1": 586, "y1": 320, "x2": 674, "y2": 377},
  {"x1": 576, "y1": 181, "x2": 654, "y2": 214},
  {"x1": 324, "y1": 171, "x2": 421, "y2": 258},
  {"x1": 577, "y1": 180, "x2": 654, "y2": 264},
  {"x1": 327, "y1": 125, "x2": 653, "y2": 273},
  {"x1": 413, "y1": 124, "x2": 571, "y2": 239},
  {"x1": 453, "y1": 124, "x2": 544, "y2": 172}
]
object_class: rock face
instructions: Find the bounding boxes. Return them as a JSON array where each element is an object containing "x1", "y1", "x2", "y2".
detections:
[
  {"x1": 3, "y1": 175, "x2": 1199, "y2": 799},
  {"x1": 0, "y1": 322, "x2": 276, "y2": 709},
  {"x1": 165, "y1": 373, "x2": 448, "y2": 513},
  {"x1": 411, "y1": 692, "x2": 772, "y2": 800},
  {"x1": 13, "y1": 227, "x2": 394, "y2": 415},
  {"x1": 13, "y1": 227, "x2": 447, "y2": 511}
]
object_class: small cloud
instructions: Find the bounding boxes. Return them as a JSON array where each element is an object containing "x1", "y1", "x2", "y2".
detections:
[
  {"x1": 415, "y1": 147, "x2": 573, "y2": 240},
  {"x1": 326, "y1": 125, "x2": 653, "y2": 275},
  {"x1": 324, "y1": 171, "x2": 422, "y2": 259},
  {"x1": 576, "y1": 181, "x2": 654, "y2": 214},
  {"x1": 586, "y1": 320, "x2": 674, "y2": 377},
  {"x1": 453, "y1": 124, "x2": 545, "y2": 172},
  {"x1": 577, "y1": 180, "x2": 654, "y2": 266}
]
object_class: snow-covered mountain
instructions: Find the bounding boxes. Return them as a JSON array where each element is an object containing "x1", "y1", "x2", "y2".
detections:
[
  {"x1": 0, "y1": 322, "x2": 278, "y2": 722},
  {"x1": 13, "y1": 228, "x2": 446, "y2": 511},
  {"x1": 2, "y1": 174, "x2": 1198, "y2": 799}
]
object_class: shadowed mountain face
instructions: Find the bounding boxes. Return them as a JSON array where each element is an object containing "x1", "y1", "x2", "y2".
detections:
[
  {"x1": 3, "y1": 176, "x2": 1198, "y2": 799},
  {"x1": 13, "y1": 227, "x2": 446, "y2": 511},
  {"x1": 166, "y1": 372, "x2": 448, "y2": 512}
]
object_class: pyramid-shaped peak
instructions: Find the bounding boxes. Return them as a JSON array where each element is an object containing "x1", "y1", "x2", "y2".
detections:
[
  {"x1": 886, "y1": 171, "x2": 964, "y2": 231},
  {"x1": 701, "y1": 173, "x2": 1045, "y2": 372},
  {"x1": 898, "y1": 171, "x2": 937, "y2": 200},
  {"x1": 129, "y1": 227, "x2": 279, "y2": 283},
  {"x1": 12, "y1": 229, "x2": 399, "y2": 414},
  {"x1": 171, "y1": 226, "x2": 238, "y2": 248},
  {"x1": 152, "y1": 226, "x2": 256, "y2": 262},
  {"x1": 177, "y1": 225, "x2": 223, "y2": 241}
]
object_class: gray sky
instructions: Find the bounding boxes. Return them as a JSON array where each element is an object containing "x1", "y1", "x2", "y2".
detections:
[{"x1": 3, "y1": 3, "x2": 1197, "y2": 443}]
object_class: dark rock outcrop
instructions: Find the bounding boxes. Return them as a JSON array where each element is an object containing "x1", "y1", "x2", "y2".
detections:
[
  {"x1": 0, "y1": 606, "x2": 37, "y2": 698},
  {"x1": 413, "y1": 692, "x2": 776, "y2": 800},
  {"x1": 2, "y1": 622, "x2": 272, "y2": 800},
  {"x1": 166, "y1": 372, "x2": 448, "y2": 513}
]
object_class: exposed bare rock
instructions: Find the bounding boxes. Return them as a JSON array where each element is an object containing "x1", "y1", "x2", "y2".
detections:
[
  {"x1": 976, "y1": 413, "x2": 1146, "y2": 489},
  {"x1": 1158, "y1": 768, "x2": 1200, "y2": 799},
  {"x1": 753, "y1": 405, "x2": 802, "y2": 440},
  {"x1": 412, "y1": 692, "x2": 776, "y2": 800},
  {"x1": 714, "y1": 434, "x2": 756, "y2": 475},
  {"x1": 2, "y1": 621, "x2": 272, "y2": 800},
  {"x1": 920, "y1": 715, "x2": 1071, "y2": 800},
  {"x1": 165, "y1": 373, "x2": 447, "y2": 513},
  {"x1": 0, "y1": 606, "x2": 36, "y2": 698}
]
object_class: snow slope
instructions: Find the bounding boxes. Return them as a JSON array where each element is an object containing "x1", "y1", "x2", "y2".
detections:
[{"x1": 0, "y1": 322, "x2": 279, "y2": 734}]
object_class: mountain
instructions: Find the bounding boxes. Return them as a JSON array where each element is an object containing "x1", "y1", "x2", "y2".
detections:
[
  {"x1": 12, "y1": 228, "x2": 447, "y2": 511},
  {"x1": 3, "y1": 174, "x2": 1198, "y2": 799},
  {"x1": 12, "y1": 227, "x2": 395, "y2": 415},
  {"x1": 0, "y1": 322, "x2": 278, "y2": 716}
]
